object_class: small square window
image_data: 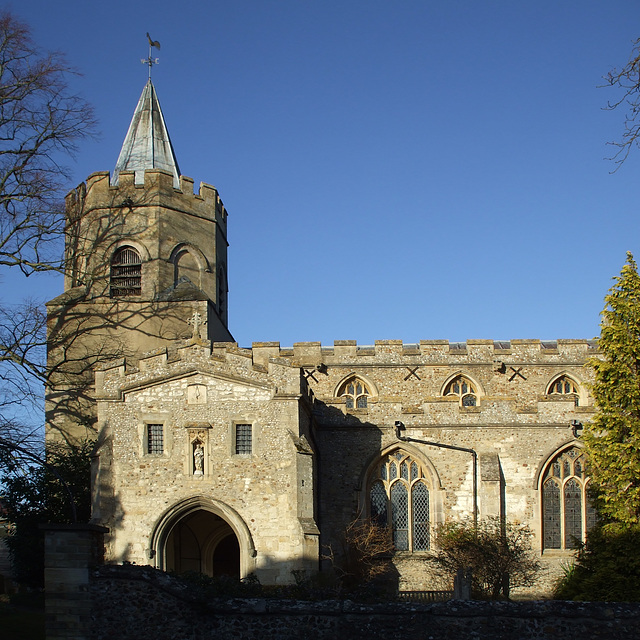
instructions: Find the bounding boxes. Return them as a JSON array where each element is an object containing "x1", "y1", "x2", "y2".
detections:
[
  {"x1": 147, "y1": 423, "x2": 164, "y2": 454},
  {"x1": 235, "y1": 423, "x2": 252, "y2": 455}
]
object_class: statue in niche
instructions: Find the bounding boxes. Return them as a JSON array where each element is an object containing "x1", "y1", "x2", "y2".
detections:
[{"x1": 193, "y1": 442, "x2": 204, "y2": 475}]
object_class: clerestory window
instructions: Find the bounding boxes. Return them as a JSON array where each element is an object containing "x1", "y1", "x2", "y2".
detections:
[
  {"x1": 548, "y1": 375, "x2": 580, "y2": 406},
  {"x1": 444, "y1": 375, "x2": 477, "y2": 407},
  {"x1": 338, "y1": 377, "x2": 371, "y2": 409},
  {"x1": 542, "y1": 446, "x2": 596, "y2": 550},
  {"x1": 369, "y1": 450, "x2": 431, "y2": 551},
  {"x1": 110, "y1": 246, "x2": 142, "y2": 297}
]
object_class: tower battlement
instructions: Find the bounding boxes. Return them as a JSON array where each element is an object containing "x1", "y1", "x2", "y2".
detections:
[{"x1": 65, "y1": 169, "x2": 227, "y2": 226}]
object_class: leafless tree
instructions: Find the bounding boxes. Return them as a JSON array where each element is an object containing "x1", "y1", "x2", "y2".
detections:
[
  {"x1": 0, "y1": 12, "x2": 95, "y2": 459},
  {"x1": 604, "y1": 37, "x2": 640, "y2": 168},
  {"x1": 0, "y1": 12, "x2": 95, "y2": 273},
  {"x1": 323, "y1": 517, "x2": 395, "y2": 590}
]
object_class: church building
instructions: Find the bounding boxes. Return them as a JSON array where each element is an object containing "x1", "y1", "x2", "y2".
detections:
[{"x1": 46, "y1": 79, "x2": 597, "y2": 592}]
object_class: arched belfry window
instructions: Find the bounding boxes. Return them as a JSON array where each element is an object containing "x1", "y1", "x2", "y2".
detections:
[
  {"x1": 542, "y1": 446, "x2": 596, "y2": 550},
  {"x1": 547, "y1": 375, "x2": 580, "y2": 406},
  {"x1": 110, "y1": 246, "x2": 142, "y2": 297},
  {"x1": 444, "y1": 375, "x2": 477, "y2": 407},
  {"x1": 338, "y1": 377, "x2": 371, "y2": 409},
  {"x1": 369, "y1": 450, "x2": 430, "y2": 551}
]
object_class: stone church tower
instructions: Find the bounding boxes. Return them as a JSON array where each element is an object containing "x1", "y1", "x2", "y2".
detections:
[{"x1": 47, "y1": 80, "x2": 233, "y2": 442}]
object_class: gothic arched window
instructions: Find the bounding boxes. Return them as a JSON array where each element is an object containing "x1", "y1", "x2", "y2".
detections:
[
  {"x1": 542, "y1": 447, "x2": 596, "y2": 550},
  {"x1": 110, "y1": 246, "x2": 142, "y2": 297},
  {"x1": 338, "y1": 377, "x2": 371, "y2": 409},
  {"x1": 547, "y1": 375, "x2": 580, "y2": 406},
  {"x1": 444, "y1": 375, "x2": 477, "y2": 407},
  {"x1": 369, "y1": 450, "x2": 430, "y2": 551}
]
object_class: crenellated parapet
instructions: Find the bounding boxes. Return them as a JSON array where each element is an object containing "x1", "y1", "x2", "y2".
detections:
[
  {"x1": 94, "y1": 339, "x2": 300, "y2": 401},
  {"x1": 65, "y1": 169, "x2": 227, "y2": 229},
  {"x1": 251, "y1": 338, "x2": 599, "y2": 367}
]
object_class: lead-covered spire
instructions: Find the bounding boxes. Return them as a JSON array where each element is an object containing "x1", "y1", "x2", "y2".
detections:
[{"x1": 112, "y1": 80, "x2": 181, "y2": 188}]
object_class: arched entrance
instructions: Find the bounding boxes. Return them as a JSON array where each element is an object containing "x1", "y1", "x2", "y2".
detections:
[
  {"x1": 150, "y1": 497, "x2": 255, "y2": 579},
  {"x1": 165, "y1": 510, "x2": 240, "y2": 577}
]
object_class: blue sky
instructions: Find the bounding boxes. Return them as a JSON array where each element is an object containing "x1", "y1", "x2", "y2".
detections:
[{"x1": 11, "y1": 1, "x2": 640, "y2": 347}]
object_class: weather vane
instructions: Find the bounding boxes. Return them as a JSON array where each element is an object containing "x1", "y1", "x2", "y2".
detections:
[{"x1": 142, "y1": 32, "x2": 161, "y2": 80}]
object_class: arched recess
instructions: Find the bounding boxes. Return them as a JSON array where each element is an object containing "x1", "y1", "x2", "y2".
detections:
[
  {"x1": 149, "y1": 496, "x2": 256, "y2": 578},
  {"x1": 358, "y1": 444, "x2": 444, "y2": 552},
  {"x1": 440, "y1": 372, "x2": 484, "y2": 407},
  {"x1": 169, "y1": 243, "x2": 210, "y2": 288},
  {"x1": 545, "y1": 372, "x2": 586, "y2": 407}
]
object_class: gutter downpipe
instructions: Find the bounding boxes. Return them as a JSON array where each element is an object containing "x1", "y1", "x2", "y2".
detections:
[{"x1": 394, "y1": 421, "x2": 478, "y2": 532}]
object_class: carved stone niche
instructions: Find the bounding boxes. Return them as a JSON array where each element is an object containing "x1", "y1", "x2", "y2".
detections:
[
  {"x1": 186, "y1": 424, "x2": 211, "y2": 477},
  {"x1": 187, "y1": 384, "x2": 207, "y2": 405}
]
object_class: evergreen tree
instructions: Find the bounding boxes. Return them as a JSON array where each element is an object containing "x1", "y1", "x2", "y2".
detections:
[
  {"x1": 584, "y1": 252, "x2": 640, "y2": 526},
  {"x1": 1, "y1": 441, "x2": 93, "y2": 588}
]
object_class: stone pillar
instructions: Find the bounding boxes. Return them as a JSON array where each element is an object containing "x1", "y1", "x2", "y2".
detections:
[
  {"x1": 42, "y1": 523, "x2": 108, "y2": 640},
  {"x1": 479, "y1": 452, "x2": 504, "y2": 519}
]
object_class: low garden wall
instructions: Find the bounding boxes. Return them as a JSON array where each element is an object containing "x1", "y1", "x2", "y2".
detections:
[
  {"x1": 43, "y1": 527, "x2": 640, "y2": 640},
  {"x1": 90, "y1": 564, "x2": 640, "y2": 640}
]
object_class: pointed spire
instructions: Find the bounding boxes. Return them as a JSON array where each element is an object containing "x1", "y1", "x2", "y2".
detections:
[{"x1": 112, "y1": 80, "x2": 181, "y2": 188}]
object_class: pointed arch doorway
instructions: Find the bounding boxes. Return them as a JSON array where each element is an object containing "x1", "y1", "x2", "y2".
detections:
[
  {"x1": 166, "y1": 510, "x2": 240, "y2": 577},
  {"x1": 150, "y1": 497, "x2": 255, "y2": 579}
]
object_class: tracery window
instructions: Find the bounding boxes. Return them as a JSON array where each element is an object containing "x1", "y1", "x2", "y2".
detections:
[
  {"x1": 542, "y1": 447, "x2": 596, "y2": 550},
  {"x1": 548, "y1": 375, "x2": 580, "y2": 406},
  {"x1": 369, "y1": 450, "x2": 430, "y2": 551},
  {"x1": 110, "y1": 246, "x2": 142, "y2": 297},
  {"x1": 338, "y1": 377, "x2": 371, "y2": 409},
  {"x1": 444, "y1": 375, "x2": 477, "y2": 407}
]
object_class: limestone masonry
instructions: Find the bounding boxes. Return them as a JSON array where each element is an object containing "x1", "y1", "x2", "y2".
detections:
[{"x1": 46, "y1": 79, "x2": 597, "y2": 593}]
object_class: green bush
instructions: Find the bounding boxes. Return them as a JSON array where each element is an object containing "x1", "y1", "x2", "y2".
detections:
[{"x1": 554, "y1": 524, "x2": 640, "y2": 601}]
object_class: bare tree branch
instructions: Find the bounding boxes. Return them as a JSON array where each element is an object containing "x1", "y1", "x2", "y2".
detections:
[
  {"x1": 604, "y1": 37, "x2": 640, "y2": 169},
  {"x1": 0, "y1": 12, "x2": 95, "y2": 273}
]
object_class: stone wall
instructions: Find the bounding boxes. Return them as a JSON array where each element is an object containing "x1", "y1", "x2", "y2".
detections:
[{"x1": 89, "y1": 564, "x2": 640, "y2": 640}]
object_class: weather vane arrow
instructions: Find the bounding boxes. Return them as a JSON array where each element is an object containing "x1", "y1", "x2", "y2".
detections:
[{"x1": 142, "y1": 32, "x2": 161, "y2": 79}]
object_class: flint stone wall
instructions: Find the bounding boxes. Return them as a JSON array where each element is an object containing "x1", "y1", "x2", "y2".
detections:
[{"x1": 90, "y1": 565, "x2": 640, "y2": 640}]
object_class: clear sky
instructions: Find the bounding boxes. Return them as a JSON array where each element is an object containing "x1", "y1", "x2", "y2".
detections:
[{"x1": 11, "y1": 1, "x2": 640, "y2": 348}]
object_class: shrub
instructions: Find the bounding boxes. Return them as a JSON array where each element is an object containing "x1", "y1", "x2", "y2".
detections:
[{"x1": 433, "y1": 517, "x2": 540, "y2": 600}]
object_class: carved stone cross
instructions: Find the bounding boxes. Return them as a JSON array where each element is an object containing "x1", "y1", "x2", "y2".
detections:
[{"x1": 188, "y1": 311, "x2": 206, "y2": 339}]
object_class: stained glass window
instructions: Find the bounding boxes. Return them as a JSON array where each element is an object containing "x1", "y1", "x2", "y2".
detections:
[
  {"x1": 564, "y1": 479, "x2": 583, "y2": 549},
  {"x1": 543, "y1": 479, "x2": 561, "y2": 549},
  {"x1": 338, "y1": 377, "x2": 371, "y2": 409},
  {"x1": 368, "y1": 450, "x2": 431, "y2": 552},
  {"x1": 444, "y1": 376, "x2": 478, "y2": 407},
  {"x1": 391, "y1": 483, "x2": 409, "y2": 550},
  {"x1": 370, "y1": 481, "x2": 387, "y2": 526},
  {"x1": 542, "y1": 447, "x2": 595, "y2": 550},
  {"x1": 412, "y1": 482, "x2": 430, "y2": 551}
]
